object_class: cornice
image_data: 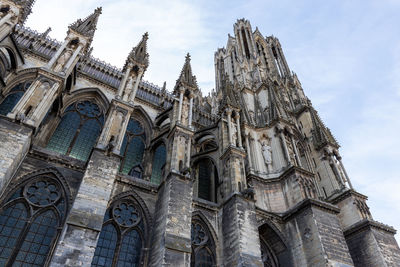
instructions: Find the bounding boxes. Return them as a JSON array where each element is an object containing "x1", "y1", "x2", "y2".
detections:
[{"x1": 344, "y1": 219, "x2": 397, "y2": 237}]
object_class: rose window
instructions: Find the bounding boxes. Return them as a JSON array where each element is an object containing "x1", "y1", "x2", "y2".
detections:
[
  {"x1": 113, "y1": 202, "x2": 141, "y2": 227},
  {"x1": 24, "y1": 179, "x2": 60, "y2": 206}
]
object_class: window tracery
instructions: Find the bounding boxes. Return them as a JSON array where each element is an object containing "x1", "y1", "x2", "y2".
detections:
[
  {"x1": 191, "y1": 220, "x2": 215, "y2": 267},
  {"x1": 120, "y1": 118, "x2": 146, "y2": 177},
  {"x1": 91, "y1": 200, "x2": 145, "y2": 267},
  {"x1": 0, "y1": 81, "x2": 32, "y2": 115},
  {"x1": 0, "y1": 173, "x2": 68, "y2": 266},
  {"x1": 46, "y1": 100, "x2": 104, "y2": 161},
  {"x1": 260, "y1": 241, "x2": 278, "y2": 267}
]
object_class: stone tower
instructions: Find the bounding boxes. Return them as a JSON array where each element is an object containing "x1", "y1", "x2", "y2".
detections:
[{"x1": 0, "y1": 4, "x2": 398, "y2": 266}]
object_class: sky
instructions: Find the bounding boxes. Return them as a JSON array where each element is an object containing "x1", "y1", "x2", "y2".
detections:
[{"x1": 25, "y1": 0, "x2": 400, "y2": 243}]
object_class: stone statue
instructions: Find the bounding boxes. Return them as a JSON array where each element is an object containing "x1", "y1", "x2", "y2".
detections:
[
  {"x1": 54, "y1": 48, "x2": 73, "y2": 72},
  {"x1": 181, "y1": 99, "x2": 189, "y2": 125},
  {"x1": 124, "y1": 77, "x2": 134, "y2": 101},
  {"x1": 261, "y1": 141, "x2": 272, "y2": 172},
  {"x1": 231, "y1": 118, "x2": 237, "y2": 146}
]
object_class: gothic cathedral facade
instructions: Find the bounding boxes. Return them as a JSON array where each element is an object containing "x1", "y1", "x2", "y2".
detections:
[{"x1": 0, "y1": 2, "x2": 399, "y2": 267}]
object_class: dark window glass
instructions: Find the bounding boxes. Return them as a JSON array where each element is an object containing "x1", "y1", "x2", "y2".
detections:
[
  {"x1": 194, "y1": 248, "x2": 213, "y2": 267},
  {"x1": 260, "y1": 241, "x2": 278, "y2": 267},
  {"x1": 191, "y1": 221, "x2": 215, "y2": 267},
  {"x1": 13, "y1": 210, "x2": 58, "y2": 266},
  {"x1": 120, "y1": 119, "x2": 146, "y2": 176},
  {"x1": 116, "y1": 229, "x2": 141, "y2": 267},
  {"x1": 150, "y1": 144, "x2": 166, "y2": 184},
  {"x1": 0, "y1": 175, "x2": 67, "y2": 266},
  {"x1": 198, "y1": 160, "x2": 212, "y2": 201},
  {"x1": 0, "y1": 81, "x2": 32, "y2": 115},
  {"x1": 91, "y1": 224, "x2": 118, "y2": 267},
  {"x1": 91, "y1": 201, "x2": 144, "y2": 267},
  {"x1": 46, "y1": 100, "x2": 104, "y2": 161}
]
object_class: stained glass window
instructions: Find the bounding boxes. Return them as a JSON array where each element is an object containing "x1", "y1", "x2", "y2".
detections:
[
  {"x1": 91, "y1": 200, "x2": 144, "y2": 267},
  {"x1": 0, "y1": 174, "x2": 67, "y2": 266},
  {"x1": 197, "y1": 160, "x2": 213, "y2": 202},
  {"x1": 46, "y1": 100, "x2": 104, "y2": 161},
  {"x1": 191, "y1": 220, "x2": 215, "y2": 267},
  {"x1": 150, "y1": 144, "x2": 166, "y2": 184},
  {"x1": 120, "y1": 119, "x2": 146, "y2": 177},
  {"x1": 0, "y1": 81, "x2": 32, "y2": 115}
]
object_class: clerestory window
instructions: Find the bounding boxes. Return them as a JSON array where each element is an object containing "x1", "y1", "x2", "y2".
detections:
[
  {"x1": 46, "y1": 100, "x2": 104, "y2": 161},
  {"x1": 120, "y1": 118, "x2": 146, "y2": 178},
  {"x1": 150, "y1": 143, "x2": 166, "y2": 185}
]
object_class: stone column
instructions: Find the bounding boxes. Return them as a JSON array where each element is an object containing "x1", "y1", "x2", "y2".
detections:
[
  {"x1": 177, "y1": 88, "x2": 184, "y2": 123},
  {"x1": 277, "y1": 127, "x2": 291, "y2": 166},
  {"x1": 50, "y1": 150, "x2": 120, "y2": 267},
  {"x1": 235, "y1": 113, "x2": 242, "y2": 148},
  {"x1": 188, "y1": 95, "x2": 193, "y2": 127},
  {"x1": 290, "y1": 135, "x2": 301, "y2": 167},
  {"x1": 117, "y1": 65, "x2": 132, "y2": 98},
  {"x1": 338, "y1": 158, "x2": 353, "y2": 189},
  {"x1": 129, "y1": 69, "x2": 144, "y2": 103},
  {"x1": 244, "y1": 132, "x2": 254, "y2": 171},
  {"x1": 62, "y1": 43, "x2": 83, "y2": 73},
  {"x1": 226, "y1": 108, "x2": 232, "y2": 145}
]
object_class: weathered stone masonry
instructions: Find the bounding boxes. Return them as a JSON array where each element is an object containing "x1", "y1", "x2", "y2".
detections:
[{"x1": 0, "y1": 2, "x2": 399, "y2": 266}]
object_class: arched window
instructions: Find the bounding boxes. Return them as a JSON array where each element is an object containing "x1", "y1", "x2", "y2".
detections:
[
  {"x1": 120, "y1": 118, "x2": 146, "y2": 178},
  {"x1": 150, "y1": 143, "x2": 166, "y2": 184},
  {"x1": 194, "y1": 159, "x2": 218, "y2": 202},
  {"x1": 191, "y1": 219, "x2": 215, "y2": 267},
  {"x1": 260, "y1": 241, "x2": 278, "y2": 267},
  {"x1": 91, "y1": 200, "x2": 145, "y2": 267},
  {"x1": 0, "y1": 172, "x2": 68, "y2": 266},
  {"x1": 46, "y1": 100, "x2": 104, "y2": 161},
  {"x1": 0, "y1": 81, "x2": 32, "y2": 115}
]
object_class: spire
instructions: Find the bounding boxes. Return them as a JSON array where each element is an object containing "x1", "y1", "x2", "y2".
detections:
[
  {"x1": 9, "y1": 0, "x2": 35, "y2": 24},
  {"x1": 309, "y1": 104, "x2": 339, "y2": 150},
  {"x1": 173, "y1": 53, "x2": 198, "y2": 94},
  {"x1": 123, "y1": 32, "x2": 149, "y2": 72},
  {"x1": 69, "y1": 7, "x2": 102, "y2": 48}
]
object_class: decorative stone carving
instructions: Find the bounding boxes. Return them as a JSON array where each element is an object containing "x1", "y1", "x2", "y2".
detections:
[{"x1": 260, "y1": 139, "x2": 272, "y2": 172}]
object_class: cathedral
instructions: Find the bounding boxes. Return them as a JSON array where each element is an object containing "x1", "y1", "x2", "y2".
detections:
[{"x1": 0, "y1": 1, "x2": 399, "y2": 266}]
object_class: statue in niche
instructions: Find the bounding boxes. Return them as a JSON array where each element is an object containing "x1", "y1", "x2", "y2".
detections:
[
  {"x1": 181, "y1": 98, "x2": 189, "y2": 125},
  {"x1": 124, "y1": 77, "x2": 134, "y2": 101},
  {"x1": 231, "y1": 118, "x2": 237, "y2": 146},
  {"x1": 261, "y1": 140, "x2": 273, "y2": 173},
  {"x1": 54, "y1": 39, "x2": 79, "y2": 72},
  {"x1": 54, "y1": 48, "x2": 73, "y2": 72}
]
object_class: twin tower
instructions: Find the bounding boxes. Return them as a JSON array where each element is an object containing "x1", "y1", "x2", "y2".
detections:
[{"x1": 0, "y1": 1, "x2": 398, "y2": 266}]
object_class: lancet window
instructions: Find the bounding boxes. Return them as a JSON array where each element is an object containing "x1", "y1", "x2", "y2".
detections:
[
  {"x1": 0, "y1": 172, "x2": 68, "y2": 266},
  {"x1": 46, "y1": 100, "x2": 104, "y2": 161},
  {"x1": 0, "y1": 81, "x2": 32, "y2": 115},
  {"x1": 120, "y1": 118, "x2": 146, "y2": 178},
  {"x1": 191, "y1": 219, "x2": 216, "y2": 267},
  {"x1": 91, "y1": 199, "x2": 145, "y2": 267},
  {"x1": 195, "y1": 159, "x2": 218, "y2": 202},
  {"x1": 150, "y1": 143, "x2": 166, "y2": 184}
]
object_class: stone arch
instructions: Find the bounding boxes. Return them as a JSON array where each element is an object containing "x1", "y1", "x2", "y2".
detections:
[
  {"x1": 62, "y1": 87, "x2": 110, "y2": 115},
  {"x1": 258, "y1": 220, "x2": 292, "y2": 267},
  {"x1": 0, "y1": 46, "x2": 17, "y2": 83},
  {"x1": 191, "y1": 212, "x2": 218, "y2": 267},
  {"x1": 91, "y1": 190, "x2": 152, "y2": 267},
  {"x1": 0, "y1": 168, "x2": 72, "y2": 266}
]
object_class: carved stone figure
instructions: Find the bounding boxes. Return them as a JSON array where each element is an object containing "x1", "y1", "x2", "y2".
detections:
[
  {"x1": 54, "y1": 48, "x2": 73, "y2": 72},
  {"x1": 261, "y1": 141, "x2": 272, "y2": 172},
  {"x1": 231, "y1": 118, "x2": 237, "y2": 146}
]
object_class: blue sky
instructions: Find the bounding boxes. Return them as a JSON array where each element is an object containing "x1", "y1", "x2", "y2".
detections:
[{"x1": 26, "y1": 0, "x2": 400, "y2": 243}]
